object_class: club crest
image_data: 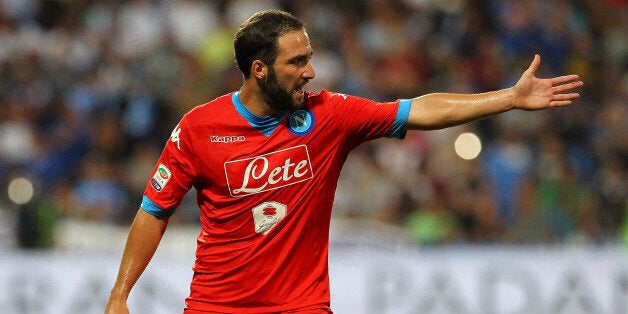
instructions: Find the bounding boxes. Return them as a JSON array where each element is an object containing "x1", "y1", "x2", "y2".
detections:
[{"x1": 287, "y1": 109, "x2": 315, "y2": 136}]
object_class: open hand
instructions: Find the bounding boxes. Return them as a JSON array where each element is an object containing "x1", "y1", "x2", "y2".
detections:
[{"x1": 513, "y1": 54, "x2": 584, "y2": 111}]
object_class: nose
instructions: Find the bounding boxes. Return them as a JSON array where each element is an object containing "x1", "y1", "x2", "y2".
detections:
[{"x1": 302, "y1": 61, "x2": 315, "y2": 80}]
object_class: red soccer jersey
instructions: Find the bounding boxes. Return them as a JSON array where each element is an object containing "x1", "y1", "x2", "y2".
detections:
[{"x1": 142, "y1": 90, "x2": 411, "y2": 312}]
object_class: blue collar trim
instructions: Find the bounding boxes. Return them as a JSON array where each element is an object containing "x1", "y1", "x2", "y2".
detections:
[{"x1": 232, "y1": 91, "x2": 286, "y2": 137}]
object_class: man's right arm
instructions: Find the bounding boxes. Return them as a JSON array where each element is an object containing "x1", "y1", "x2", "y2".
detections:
[
  {"x1": 405, "y1": 55, "x2": 582, "y2": 130},
  {"x1": 105, "y1": 208, "x2": 170, "y2": 314}
]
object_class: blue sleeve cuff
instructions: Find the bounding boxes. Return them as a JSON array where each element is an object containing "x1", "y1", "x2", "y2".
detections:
[
  {"x1": 388, "y1": 99, "x2": 411, "y2": 139},
  {"x1": 140, "y1": 195, "x2": 176, "y2": 218}
]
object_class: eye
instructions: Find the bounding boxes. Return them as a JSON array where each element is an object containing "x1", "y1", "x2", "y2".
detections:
[
  {"x1": 290, "y1": 54, "x2": 312, "y2": 67},
  {"x1": 291, "y1": 57, "x2": 307, "y2": 66}
]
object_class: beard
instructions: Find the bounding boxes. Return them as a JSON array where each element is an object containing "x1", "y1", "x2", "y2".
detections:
[{"x1": 260, "y1": 66, "x2": 304, "y2": 111}]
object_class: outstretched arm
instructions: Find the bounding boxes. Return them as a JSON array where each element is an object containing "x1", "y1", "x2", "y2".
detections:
[
  {"x1": 105, "y1": 209, "x2": 170, "y2": 314},
  {"x1": 406, "y1": 54, "x2": 584, "y2": 130}
]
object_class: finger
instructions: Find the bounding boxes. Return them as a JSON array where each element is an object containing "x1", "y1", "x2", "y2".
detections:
[
  {"x1": 550, "y1": 75, "x2": 581, "y2": 85},
  {"x1": 525, "y1": 54, "x2": 541, "y2": 76},
  {"x1": 549, "y1": 100, "x2": 574, "y2": 107},
  {"x1": 553, "y1": 93, "x2": 580, "y2": 101},
  {"x1": 552, "y1": 81, "x2": 584, "y2": 92}
]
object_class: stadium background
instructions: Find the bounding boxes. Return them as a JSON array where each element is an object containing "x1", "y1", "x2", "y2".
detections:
[{"x1": 0, "y1": 0, "x2": 625, "y2": 313}]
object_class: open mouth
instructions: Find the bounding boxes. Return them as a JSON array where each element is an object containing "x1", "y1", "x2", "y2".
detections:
[{"x1": 293, "y1": 81, "x2": 308, "y2": 95}]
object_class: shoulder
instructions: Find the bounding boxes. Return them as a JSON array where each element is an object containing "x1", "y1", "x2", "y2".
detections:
[
  {"x1": 183, "y1": 93, "x2": 235, "y2": 125},
  {"x1": 304, "y1": 89, "x2": 352, "y2": 108},
  {"x1": 187, "y1": 93, "x2": 233, "y2": 117}
]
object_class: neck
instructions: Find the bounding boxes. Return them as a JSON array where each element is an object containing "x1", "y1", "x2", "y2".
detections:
[{"x1": 238, "y1": 82, "x2": 280, "y2": 117}]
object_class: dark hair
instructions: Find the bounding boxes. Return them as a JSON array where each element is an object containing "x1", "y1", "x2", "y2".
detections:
[{"x1": 234, "y1": 10, "x2": 304, "y2": 78}]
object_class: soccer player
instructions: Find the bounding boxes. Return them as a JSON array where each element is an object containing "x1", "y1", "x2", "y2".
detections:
[{"x1": 105, "y1": 9, "x2": 583, "y2": 313}]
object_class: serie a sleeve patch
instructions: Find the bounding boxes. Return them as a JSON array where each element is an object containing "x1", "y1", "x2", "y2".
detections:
[{"x1": 150, "y1": 164, "x2": 172, "y2": 192}]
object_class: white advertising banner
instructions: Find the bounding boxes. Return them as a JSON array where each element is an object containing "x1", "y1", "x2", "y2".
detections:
[
  {"x1": 1, "y1": 246, "x2": 627, "y2": 314},
  {"x1": 329, "y1": 247, "x2": 628, "y2": 314}
]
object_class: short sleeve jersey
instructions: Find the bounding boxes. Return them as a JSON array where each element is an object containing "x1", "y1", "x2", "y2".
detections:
[{"x1": 142, "y1": 90, "x2": 411, "y2": 312}]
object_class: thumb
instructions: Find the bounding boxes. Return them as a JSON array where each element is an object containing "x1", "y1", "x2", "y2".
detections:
[{"x1": 525, "y1": 54, "x2": 541, "y2": 76}]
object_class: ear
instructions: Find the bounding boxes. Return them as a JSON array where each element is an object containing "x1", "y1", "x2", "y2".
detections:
[{"x1": 251, "y1": 60, "x2": 267, "y2": 80}]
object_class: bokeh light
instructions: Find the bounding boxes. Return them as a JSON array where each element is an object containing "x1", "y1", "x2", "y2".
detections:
[
  {"x1": 7, "y1": 177, "x2": 34, "y2": 205},
  {"x1": 454, "y1": 132, "x2": 482, "y2": 160}
]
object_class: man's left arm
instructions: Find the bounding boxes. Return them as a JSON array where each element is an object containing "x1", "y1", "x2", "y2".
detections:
[{"x1": 405, "y1": 55, "x2": 584, "y2": 131}]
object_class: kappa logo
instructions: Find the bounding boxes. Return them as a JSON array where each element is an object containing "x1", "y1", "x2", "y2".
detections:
[
  {"x1": 170, "y1": 125, "x2": 181, "y2": 150},
  {"x1": 211, "y1": 135, "x2": 245, "y2": 143},
  {"x1": 332, "y1": 92, "x2": 348, "y2": 100},
  {"x1": 287, "y1": 109, "x2": 315, "y2": 136},
  {"x1": 150, "y1": 164, "x2": 171, "y2": 192},
  {"x1": 224, "y1": 145, "x2": 314, "y2": 197},
  {"x1": 252, "y1": 201, "x2": 287, "y2": 235}
]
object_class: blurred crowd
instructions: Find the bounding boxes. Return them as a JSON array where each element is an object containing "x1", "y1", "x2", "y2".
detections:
[{"x1": 0, "y1": 0, "x2": 625, "y2": 248}]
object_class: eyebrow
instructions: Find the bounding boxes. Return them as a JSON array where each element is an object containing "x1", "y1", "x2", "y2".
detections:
[{"x1": 288, "y1": 50, "x2": 314, "y2": 64}]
